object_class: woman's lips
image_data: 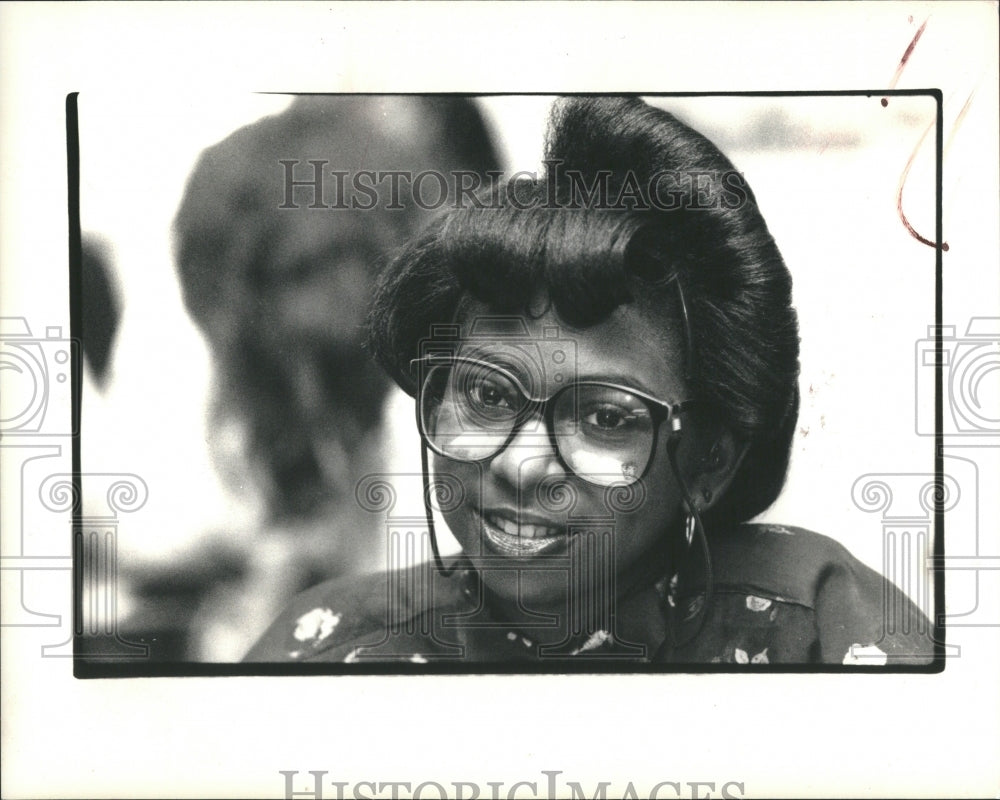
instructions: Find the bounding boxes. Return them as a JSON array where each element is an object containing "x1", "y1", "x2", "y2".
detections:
[{"x1": 475, "y1": 508, "x2": 566, "y2": 557}]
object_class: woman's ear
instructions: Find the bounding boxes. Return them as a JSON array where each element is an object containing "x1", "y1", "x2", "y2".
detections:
[{"x1": 691, "y1": 427, "x2": 748, "y2": 513}]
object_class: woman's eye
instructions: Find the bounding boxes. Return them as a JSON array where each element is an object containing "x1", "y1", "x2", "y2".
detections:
[
  {"x1": 584, "y1": 405, "x2": 632, "y2": 431},
  {"x1": 477, "y1": 384, "x2": 507, "y2": 407},
  {"x1": 468, "y1": 378, "x2": 516, "y2": 412}
]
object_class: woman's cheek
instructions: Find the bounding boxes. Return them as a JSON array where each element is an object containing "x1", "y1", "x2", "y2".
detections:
[
  {"x1": 431, "y1": 458, "x2": 477, "y2": 553},
  {"x1": 441, "y1": 504, "x2": 475, "y2": 553}
]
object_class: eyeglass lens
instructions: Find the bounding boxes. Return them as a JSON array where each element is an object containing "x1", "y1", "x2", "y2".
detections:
[{"x1": 420, "y1": 361, "x2": 656, "y2": 485}]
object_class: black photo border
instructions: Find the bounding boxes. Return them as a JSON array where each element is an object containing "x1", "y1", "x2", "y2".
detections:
[{"x1": 68, "y1": 89, "x2": 946, "y2": 678}]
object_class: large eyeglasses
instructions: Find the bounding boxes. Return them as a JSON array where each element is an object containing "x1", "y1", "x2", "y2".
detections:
[{"x1": 412, "y1": 355, "x2": 695, "y2": 487}]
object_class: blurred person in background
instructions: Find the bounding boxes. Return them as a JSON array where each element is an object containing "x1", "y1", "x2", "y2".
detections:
[
  {"x1": 120, "y1": 95, "x2": 500, "y2": 660},
  {"x1": 80, "y1": 234, "x2": 122, "y2": 392}
]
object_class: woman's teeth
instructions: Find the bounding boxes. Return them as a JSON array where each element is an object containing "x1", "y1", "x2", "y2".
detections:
[
  {"x1": 481, "y1": 511, "x2": 564, "y2": 555},
  {"x1": 486, "y1": 512, "x2": 558, "y2": 540}
]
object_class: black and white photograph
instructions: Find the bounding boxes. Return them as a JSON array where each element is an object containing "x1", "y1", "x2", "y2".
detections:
[
  {"x1": 2, "y1": 3, "x2": 998, "y2": 798},
  {"x1": 77, "y1": 92, "x2": 941, "y2": 669}
]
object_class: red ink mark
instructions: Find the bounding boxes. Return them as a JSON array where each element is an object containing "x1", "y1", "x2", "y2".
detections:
[
  {"x1": 947, "y1": 91, "x2": 976, "y2": 150},
  {"x1": 897, "y1": 116, "x2": 949, "y2": 251},
  {"x1": 882, "y1": 18, "x2": 928, "y2": 107}
]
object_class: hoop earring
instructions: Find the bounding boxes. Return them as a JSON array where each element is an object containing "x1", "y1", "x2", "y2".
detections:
[{"x1": 656, "y1": 433, "x2": 715, "y2": 661}]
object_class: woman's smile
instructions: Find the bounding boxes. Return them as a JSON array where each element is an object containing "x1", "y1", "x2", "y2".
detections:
[{"x1": 474, "y1": 506, "x2": 568, "y2": 557}]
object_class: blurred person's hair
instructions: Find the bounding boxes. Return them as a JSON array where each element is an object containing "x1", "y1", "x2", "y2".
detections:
[{"x1": 174, "y1": 96, "x2": 501, "y2": 522}]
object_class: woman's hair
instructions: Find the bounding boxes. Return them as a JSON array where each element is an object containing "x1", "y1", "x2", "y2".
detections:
[{"x1": 368, "y1": 96, "x2": 800, "y2": 526}]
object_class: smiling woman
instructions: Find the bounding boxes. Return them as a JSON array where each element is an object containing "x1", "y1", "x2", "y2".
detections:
[{"x1": 244, "y1": 96, "x2": 935, "y2": 666}]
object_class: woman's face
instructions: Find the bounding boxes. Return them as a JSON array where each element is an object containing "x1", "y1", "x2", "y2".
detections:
[{"x1": 432, "y1": 296, "x2": 706, "y2": 615}]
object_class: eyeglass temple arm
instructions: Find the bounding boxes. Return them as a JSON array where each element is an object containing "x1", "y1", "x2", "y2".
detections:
[
  {"x1": 421, "y1": 439, "x2": 456, "y2": 577},
  {"x1": 667, "y1": 274, "x2": 696, "y2": 384}
]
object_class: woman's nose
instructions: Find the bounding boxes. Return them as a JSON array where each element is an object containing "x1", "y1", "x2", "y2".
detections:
[{"x1": 487, "y1": 417, "x2": 567, "y2": 490}]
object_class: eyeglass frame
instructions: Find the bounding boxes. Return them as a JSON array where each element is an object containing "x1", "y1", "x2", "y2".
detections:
[{"x1": 410, "y1": 354, "x2": 698, "y2": 486}]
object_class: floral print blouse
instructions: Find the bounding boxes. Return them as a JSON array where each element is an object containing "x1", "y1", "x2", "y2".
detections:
[{"x1": 244, "y1": 524, "x2": 935, "y2": 666}]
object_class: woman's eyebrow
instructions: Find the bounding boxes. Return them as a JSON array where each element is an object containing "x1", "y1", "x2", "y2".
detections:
[{"x1": 455, "y1": 343, "x2": 541, "y2": 367}]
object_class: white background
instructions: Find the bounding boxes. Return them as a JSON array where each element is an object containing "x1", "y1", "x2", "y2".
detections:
[{"x1": 2, "y1": 2, "x2": 999, "y2": 798}]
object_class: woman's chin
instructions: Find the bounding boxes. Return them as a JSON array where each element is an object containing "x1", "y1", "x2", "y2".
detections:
[{"x1": 475, "y1": 566, "x2": 572, "y2": 613}]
